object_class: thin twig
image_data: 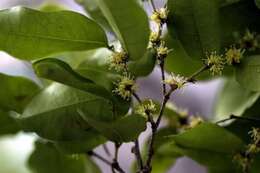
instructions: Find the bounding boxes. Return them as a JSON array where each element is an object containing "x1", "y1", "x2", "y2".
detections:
[
  {"x1": 102, "y1": 144, "x2": 111, "y2": 157},
  {"x1": 134, "y1": 139, "x2": 144, "y2": 170},
  {"x1": 159, "y1": 61, "x2": 167, "y2": 96},
  {"x1": 150, "y1": 0, "x2": 156, "y2": 12},
  {"x1": 187, "y1": 65, "x2": 208, "y2": 83},
  {"x1": 133, "y1": 92, "x2": 142, "y2": 104},
  {"x1": 88, "y1": 151, "x2": 112, "y2": 166},
  {"x1": 112, "y1": 143, "x2": 125, "y2": 173},
  {"x1": 216, "y1": 115, "x2": 260, "y2": 124}
]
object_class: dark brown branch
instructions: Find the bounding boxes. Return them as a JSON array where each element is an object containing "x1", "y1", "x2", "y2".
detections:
[
  {"x1": 87, "y1": 151, "x2": 112, "y2": 166},
  {"x1": 216, "y1": 115, "x2": 260, "y2": 124},
  {"x1": 112, "y1": 143, "x2": 125, "y2": 173},
  {"x1": 150, "y1": 0, "x2": 156, "y2": 12},
  {"x1": 102, "y1": 144, "x2": 111, "y2": 157},
  {"x1": 187, "y1": 65, "x2": 208, "y2": 83}
]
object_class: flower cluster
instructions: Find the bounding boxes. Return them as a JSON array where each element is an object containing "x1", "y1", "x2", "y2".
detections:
[
  {"x1": 136, "y1": 99, "x2": 157, "y2": 116},
  {"x1": 164, "y1": 73, "x2": 187, "y2": 89},
  {"x1": 225, "y1": 46, "x2": 245, "y2": 65},
  {"x1": 233, "y1": 127, "x2": 260, "y2": 172},
  {"x1": 113, "y1": 75, "x2": 137, "y2": 100},
  {"x1": 239, "y1": 30, "x2": 259, "y2": 51},
  {"x1": 156, "y1": 42, "x2": 171, "y2": 59},
  {"x1": 150, "y1": 8, "x2": 168, "y2": 24},
  {"x1": 109, "y1": 51, "x2": 128, "y2": 72},
  {"x1": 205, "y1": 51, "x2": 225, "y2": 76}
]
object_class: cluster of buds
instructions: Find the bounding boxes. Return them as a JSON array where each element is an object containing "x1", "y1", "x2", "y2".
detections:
[
  {"x1": 164, "y1": 73, "x2": 187, "y2": 89},
  {"x1": 150, "y1": 8, "x2": 169, "y2": 24},
  {"x1": 225, "y1": 46, "x2": 245, "y2": 65},
  {"x1": 113, "y1": 75, "x2": 137, "y2": 100},
  {"x1": 109, "y1": 51, "x2": 128, "y2": 72},
  {"x1": 205, "y1": 51, "x2": 225, "y2": 76},
  {"x1": 149, "y1": 31, "x2": 160, "y2": 46},
  {"x1": 156, "y1": 42, "x2": 172, "y2": 60},
  {"x1": 136, "y1": 99, "x2": 157, "y2": 116},
  {"x1": 239, "y1": 30, "x2": 260, "y2": 51},
  {"x1": 233, "y1": 127, "x2": 260, "y2": 172}
]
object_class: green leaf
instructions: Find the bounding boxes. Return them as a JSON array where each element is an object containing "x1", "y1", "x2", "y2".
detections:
[
  {"x1": 28, "y1": 140, "x2": 100, "y2": 173},
  {"x1": 219, "y1": 0, "x2": 260, "y2": 48},
  {"x1": 94, "y1": 0, "x2": 149, "y2": 60},
  {"x1": 128, "y1": 48, "x2": 157, "y2": 77},
  {"x1": 164, "y1": 33, "x2": 205, "y2": 77},
  {"x1": 18, "y1": 83, "x2": 115, "y2": 141},
  {"x1": 0, "y1": 7, "x2": 107, "y2": 60},
  {"x1": 0, "y1": 110, "x2": 20, "y2": 136},
  {"x1": 169, "y1": 123, "x2": 244, "y2": 171},
  {"x1": 75, "y1": 0, "x2": 111, "y2": 31},
  {"x1": 0, "y1": 73, "x2": 40, "y2": 113},
  {"x1": 33, "y1": 57, "x2": 130, "y2": 117},
  {"x1": 236, "y1": 55, "x2": 260, "y2": 92},
  {"x1": 167, "y1": 0, "x2": 221, "y2": 61},
  {"x1": 33, "y1": 58, "x2": 112, "y2": 99},
  {"x1": 79, "y1": 110, "x2": 146, "y2": 142},
  {"x1": 256, "y1": 0, "x2": 260, "y2": 9},
  {"x1": 213, "y1": 77, "x2": 260, "y2": 121}
]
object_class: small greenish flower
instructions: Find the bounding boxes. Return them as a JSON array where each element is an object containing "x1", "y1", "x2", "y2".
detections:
[
  {"x1": 239, "y1": 29, "x2": 259, "y2": 51},
  {"x1": 164, "y1": 73, "x2": 187, "y2": 89},
  {"x1": 225, "y1": 46, "x2": 245, "y2": 65},
  {"x1": 249, "y1": 127, "x2": 260, "y2": 144},
  {"x1": 205, "y1": 51, "x2": 225, "y2": 76},
  {"x1": 109, "y1": 51, "x2": 128, "y2": 71},
  {"x1": 247, "y1": 144, "x2": 260, "y2": 154},
  {"x1": 150, "y1": 8, "x2": 168, "y2": 23},
  {"x1": 136, "y1": 99, "x2": 157, "y2": 116},
  {"x1": 157, "y1": 42, "x2": 171, "y2": 59},
  {"x1": 149, "y1": 31, "x2": 160, "y2": 44},
  {"x1": 113, "y1": 75, "x2": 137, "y2": 100},
  {"x1": 188, "y1": 116, "x2": 204, "y2": 128},
  {"x1": 233, "y1": 153, "x2": 250, "y2": 172}
]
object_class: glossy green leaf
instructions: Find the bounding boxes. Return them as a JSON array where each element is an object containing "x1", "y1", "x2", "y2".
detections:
[
  {"x1": 0, "y1": 7, "x2": 107, "y2": 60},
  {"x1": 79, "y1": 110, "x2": 146, "y2": 142},
  {"x1": 256, "y1": 0, "x2": 260, "y2": 9},
  {"x1": 0, "y1": 110, "x2": 20, "y2": 136},
  {"x1": 167, "y1": 0, "x2": 221, "y2": 61},
  {"x1": 213, "y1": 77, "x2": 260, "y2": 121},
  {"x1": 169, "y1": 123, "x2": 244, "y2": 171},
  {"x1": 94, "y1": 0, "x2": 149, "y2": 60},
  {"x1": 128, "y1": 48, "x2": 157, "y2": 77},
  {"x1": 164, "y1": 33, "x2": 205, "y2": 77},
  {"x1": 75, "y1": 0, "x2": 111, "y2": 31},
  {"x1": 219, "y1": 0, "x2": 260, "y2": 49},
  {"x1": 0, "y1": 73, "x2": 40, "y2": 113},
  {"x1": 33, "y1": 58, "x2": 111, "y2": 99},
  {"x1": 28, "y1": 140, "x2": 101, "y2": 173},
  {"x1": 236, "y1": 55, "x2": 260, "y2": 92},
  {"x1": 19, "y1": 83, "x2": 115, "y2": 142},
  {"x1": 33, "y1": 57, "x2": 130, "y2": 117}
]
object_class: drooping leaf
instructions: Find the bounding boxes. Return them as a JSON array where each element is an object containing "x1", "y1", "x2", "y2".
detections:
[
  {"x1": 236, "y1": 55, "x2": 260, "y2": 92},
  {"x1": 0, "y1": 7, "x2": 108, "y2": 60},
  {"x1": 128, "y1": 48, "x2": 157, "y2": 77},
  {"x1": 213, "y1": 77, "x2": 260, "y2": 121},
  {"x1": 18, "y1": 83, "x2": 115, "y2": 141},
  {"x1": 0, "y1": 110, "x2": 20, "y2": 136},
  {"x1": 94, "y1": 0, "x2": 149, "y2": 60},
  {"x1": 167, "y1": 0, "x2": 221, "y2": 61},
  {"x1": 219, "y1": 0, "x2": 260, "y2": 49},
  {"x1": 75, "y1": 0, "x2": 111, "y2": 31},
  {"x1": 33, "y1": 57, "x2": 130, "y2": 116},
  {"x1": 169, "y1": 123, "x2": 244, "y2": 171},
  {"x1": 256, "y1": 0, "x2": 260, "y2": 9},
  {"x1": 0, "y1": 73, "x2": 40, "y2": 113},
  {"x1": 28, "y1": 140, "x2": 101, "y2": 173},
  {"x1": 79, "y1": 110, "x2": 146, "y2": 142}
]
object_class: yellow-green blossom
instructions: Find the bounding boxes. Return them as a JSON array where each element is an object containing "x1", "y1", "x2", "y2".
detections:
[
  {"x1": 164, "y1": 73, "x2": 187, "y2": 89},
  {"x1": 249, "y1": 127, "x2": 260, "y2": 144},
  {"x1": 109, "y1": 51, "x2": 128, "y2": 71},
  {"x1": 113, "y1": 75, "x2": 137, "y2": 100},
  {"x1": 157, "y1": 42, "x2": 171, "y2": 59},
  {"x1": 136, "y1": 99, "x2": 157, "y2": 116},
  {"x1": 225, "y1": 46, "x2": 245, "y2": 65},
  {"x1": 150, "y1": 8, "x2": 168, "y2": 23},
  {"x1": 205, "y1": 51, "x2": 225, "y2": 76},
  {"x1": 240, "y1": 29, "x2": 259, "y2": 51}
]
